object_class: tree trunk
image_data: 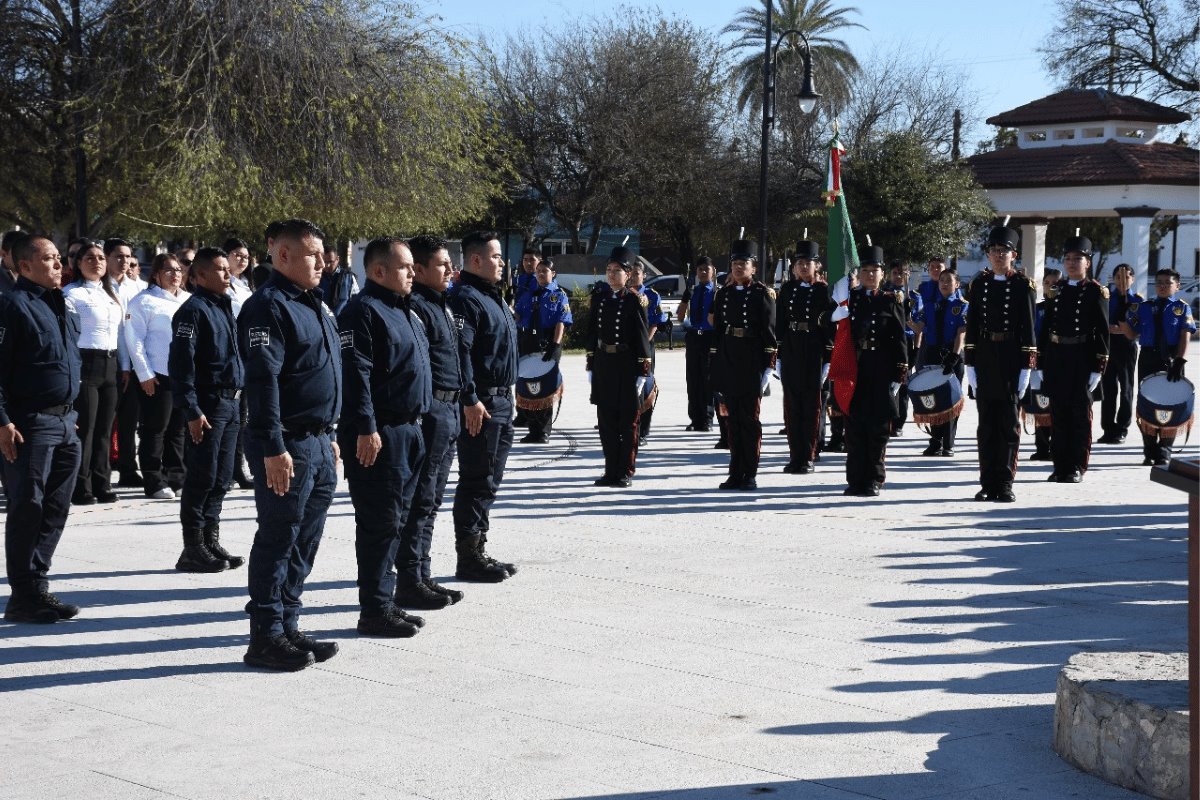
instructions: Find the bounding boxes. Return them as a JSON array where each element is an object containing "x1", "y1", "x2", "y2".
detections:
[{"x1": 586, "y1": 215, "x2": 604, "y2": 256}]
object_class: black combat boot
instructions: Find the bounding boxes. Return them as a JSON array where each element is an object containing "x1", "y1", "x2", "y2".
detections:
[
  {"x1": 455, "y1": 535, "x2": 508, "y2": 582},
  {"x1": 478, "y1": 534, "x2": 517, "y2": 576},
  {"x1": 425, "y1": 578, "x2": 464, "y2": 605},
  {"x1": 394, "y1": 580, "x2": 450, "y2": 610},
  {"x1": 357, "y1": 607, "x2": 420, "y2": 638},
  {"x1": 204, "y1": 523, "x2": 245, "y2": 569},
  {"x1": 176, "y1": 528, "x2": 229, "y2": 573},
  {"x1": 285, "y1": 629, "x2": 339, "y2": 662},
  {"x1": 244, "y1": 633, "x2": 315, "y2": 671},
  {"x1": 3, "y1": 586, "x2": 60, "y2": 624}
]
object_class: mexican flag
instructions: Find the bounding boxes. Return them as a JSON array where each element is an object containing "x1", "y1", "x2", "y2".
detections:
[{"x1": 823, "y1": 136, "x2": 859, "y2": 415}]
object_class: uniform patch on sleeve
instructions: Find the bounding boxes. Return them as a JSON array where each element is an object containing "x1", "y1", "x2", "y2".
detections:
[
  {"x1": 175, "y1": 322, "x2": 194, "y2": 339},
  {"x1": 453, "y1": 313, "x2": 466, "y2": 331},
  {"x1": 248, "y1": 327, "x2": 270, "y2": 348},
  {"x1": 339, "y1": 330, "x2": 354, "y2": 349}
]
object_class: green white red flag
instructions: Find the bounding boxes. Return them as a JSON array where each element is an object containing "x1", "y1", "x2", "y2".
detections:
[{"x1": 824, "y1": 136, "x2": 860, "y2": 415}]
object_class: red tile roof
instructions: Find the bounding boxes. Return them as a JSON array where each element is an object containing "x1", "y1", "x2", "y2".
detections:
[
  {"x1": 986, "y1": 89, "x2": 1190, "y2": 127},
  {"x1": 966, "y1": 140, "x2": 1198, "y2": 189}
]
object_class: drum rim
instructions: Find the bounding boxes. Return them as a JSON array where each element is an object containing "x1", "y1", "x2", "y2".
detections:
[{"x1": 908, "y1": 365, "x2": 955, "y2": 392}]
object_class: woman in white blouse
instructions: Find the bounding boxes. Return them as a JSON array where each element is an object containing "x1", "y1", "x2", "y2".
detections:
[
  {"x1": 125, "y1": 253, "x2": 191, "y2": 500},
  {"x1": 64, "y1": 240, "x2": 124, "y2": 504}
]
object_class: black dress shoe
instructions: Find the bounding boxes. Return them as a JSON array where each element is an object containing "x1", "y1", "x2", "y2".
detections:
[
  {"x1": 613, "y1": 475, "x2": 632, "y2": 488},
  {"x1": 593, "y1": 475, "x2": 615, "y2": 487},
  {"x1": 993, "y1": 488, "x2": 1016, "y2": 502},
  {"x1": 793, "y1": 462, "x2": 814, "y2": 474},
  {"x1": 72, "y1": 492, "x2": 96, "y2": 506},
  {"x1": 395, "y1": 581, "x2": 450, "y2": 610},
  {"x1": 695, "y1": 425, "x2": 712, "y2": 432},
  {"x1": 777, "y1": 428, "x2": 787, "y2": 436},
  {"x1": 922, "y1": 444, "x2": 942, "y2": 456},
  {"x1": 973, "y1": 489, "x2": 992, "y2": 501},
  {"x1": 685, "y1": 423, "x2": 695, "y2": 431},
  {"x1": 739, "y1": 479, "x2": 758, "y2": 490},
  {"x1": 719, "y1": 478, "x2": 742, "y2": 490},
  {"x1": 782, "y1": 462, "x2": 799, "y2": 474},
  {"x1": 940, "y1": 449, "x2": 955, "y2": 457},
  {"x1": 1063, "y1": 470, "x2": 1083, "y2": 483},
  {"x1": 244, "y1": 634, "x2": 315, "y2": 671},
  {"x1": 1029, "y1": 450, "x2": 1051, "y2": 461},
  {"x1": 286, "y1": 629, "x2": 339, "y2": 662},
  {"x1": 95, "y1": 490, "x2": 118, "y2": 503},
  {"x1": 1153, "y1": 457, "x2": 1169, "y2": 466},
  {"x1": 1046, "y1": 473, "x2": 1059, "y2": 482},
  {"x1": 1142, "y1": 457, "x2": 1155, "y2": 466},
  {"x1": 116, "y1": 471, "x2": 144, "y2": 488},
  {"x1": 714, "y1": 439, "x2": 728, "y2": 450}
]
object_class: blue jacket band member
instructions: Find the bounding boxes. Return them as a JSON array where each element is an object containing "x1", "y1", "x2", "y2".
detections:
[
  {"x1": 588, "y1": 246, "x2": 652, "y2": 488},
  {"x1": 514, "y1": 257, "x2": 572, "y2": 444},
  {"x1": 677, "y1": 258, "x2": 717, "y2": 432},
  {"x1": 450, "y1": 231, "x2": 519, "y2": 581},
  {"x1": 238, "y1": 218, "x2": 342, "y2": 671},
  {"x1": 0, "y1": 234, "x2": 83, "y2": 624},
  {"x1": 1097, "y1": 262, "x2": 1143, "y2": 445},
  {"x1": 712, "y1": 239, "x2": 777, "y2": 491},
  {"x1": 776, "y1": 239, "x2": 834, "y2": 474},
  {"x1": 1036, "y1": 234, "x2": 1109, "y2": 483},
  {"x1": 168, "y1": 247, "x2": 245, "y2": 574},
  {"x1": 912, "y1": 269, "x2": 968, "y2": 456},
  {"x1": 338, "y1": 237, "x2": 433, "y2": 638},
  {"x1": 964, "y1": 225, "x2": 1037, "y2": 503}
]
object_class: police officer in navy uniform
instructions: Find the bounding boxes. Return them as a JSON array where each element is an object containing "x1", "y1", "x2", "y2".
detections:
[
  {"x1": 677, "y1": 257, "x2": 717, "y2": 432},
  {"x1": 1097, "y1": 263, "x2": 1143, "y2": 444},
  {"x1": 843, "y1": 245, "x2": 908, "y2": 497},
  {"x1": 168, "y1": 247, "x2": 245, "y2": 574},
  {"x1": 711, "y1": 239, "x2": 777, "y2": 491},
  {"x1": 1122, "y1": 267, "x2": 1196, "y2": 465},
  {"x1": 0, "y1": 234, "x2": 83, "y2": 623},
  {"x1": 514, "y1": 257, "x2": 572, "y2": 444},
  {"x1": 964, "y1": 225, "x2": 1037, "y2": 502},
  {"x1": 338, "y1": 237, "x2": 433, "y2": 638},
  {"x1": 450, "y1": 231, "x2": 520, "y2": 581},
  {"x1": 588, "y1": 246, "x2": 652, "y2": 487},
  {"x1": 776, "y1": 239, "x2": 834, "y2": 473},
  {"x1": 239, "y1": 218, "x2": 342, "y2": 671},
  {"x1": 629, "y1": 260, "x2": 664, "y2": 444},
  {"x1": 398, "y1": 234, "x2": 470, "y2": 604},
  {"x1": 1037, "y1": 234, "x2": 1109, "y2": 483},
  {"x1": 912, "y1": 268, "x2": 968, "y2": 456}
]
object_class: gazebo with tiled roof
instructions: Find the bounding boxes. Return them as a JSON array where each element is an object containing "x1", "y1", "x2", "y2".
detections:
[{"x1": 967, "y1": 88, "x2": 1198, "y2": 294}]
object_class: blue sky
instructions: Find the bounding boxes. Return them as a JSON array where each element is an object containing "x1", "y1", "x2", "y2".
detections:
[{"x1": 429, "y1": 0, "x2": 1059, "y2": 146}]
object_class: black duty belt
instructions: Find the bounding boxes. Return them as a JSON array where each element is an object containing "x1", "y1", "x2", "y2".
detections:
[
  {"x1": 36, "y1": 404, "x2": 74, "y2": 417},
  {"x1": 481, "y1": 386, "x2": 511, "y2": 397},
  {"x1": 788, "y1": 321, "x2": 811, "y2": 332},
  {"x1": 1049, "y1": 334, "x2": 1089, "y2": 345},
  {"x1": 203, "y1": 387, "x2": 243, "y2": 400},
  {"x1": 282, "y1": 423, "x2": 328, "y2": 437},
  {"x1": 433, "y1": 389, "x2": 459, "y2": 403},
  {"x1": 81, "y1": 348, "x2": 118, "y2": 358},
  {"x1": 726, "y1": 327, "x2": 754, "y2": 337},
  {"x1": 599, "y1": 344, "x2": 628, "y2": 353},
  {"x1": 988, "y1": 332, "x2": 1013, "y2": 342},
  {"x1": 377, "y1": 412, "x2": 422, "y2": 426}
]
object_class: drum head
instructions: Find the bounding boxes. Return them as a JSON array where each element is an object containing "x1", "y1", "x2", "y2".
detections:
[
  {"x1": 1140, "y1": 372, "x2": 1195, "y2": 405},
  {"x1": 908, "y1": 366, "x2": 950, "y2": 392},
  {"x1": 518, "y1": 353, "x2": 552, "y2": 380}
]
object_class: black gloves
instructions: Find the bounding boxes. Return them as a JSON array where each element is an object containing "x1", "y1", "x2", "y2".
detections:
[
  {"x1": 1168, "y1": 356, "x2": 1186, "y2": 382},
  {"x1": 542, "y1": 342, "x2": 562, "y2": 362},
  {"x1": 941, "y1": 351, "x2": 962, "y2": 375}
]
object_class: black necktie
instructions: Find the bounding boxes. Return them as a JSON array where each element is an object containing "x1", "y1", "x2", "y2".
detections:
[
  {"x1": 1154, "y1": 298, "x2": 1167, "y2": 353},
  {"x1": 935, "y1": 301, "x2": 947, "y2": 347}
]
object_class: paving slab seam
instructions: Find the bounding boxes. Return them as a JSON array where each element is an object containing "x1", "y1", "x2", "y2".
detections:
[{"x1": 92, "y1": 770, "x2": 196, "y2": 800}]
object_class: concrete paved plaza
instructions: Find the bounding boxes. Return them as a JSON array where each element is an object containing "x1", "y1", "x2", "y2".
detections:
[{"x1": 1, "y1": 350, "x2": 1193, "y2": 800}]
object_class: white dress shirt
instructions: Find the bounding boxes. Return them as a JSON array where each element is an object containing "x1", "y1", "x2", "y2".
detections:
[
  {"x1": 125, "y1": 284, "x2": 190, "y2": 382},
  {"x1": 65, "y1": 280, "x2": 128, "y2": 368},
  {"x1": 228, "y1": 274, "x2": 252, "y2": 318}
]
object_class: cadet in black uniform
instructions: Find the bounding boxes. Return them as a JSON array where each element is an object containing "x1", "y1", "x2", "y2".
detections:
[
  {"x1": 629, "y1": 261, "x2": 664, "y2": 444},
  {"x1": 168, "y1": 247, "x2": 245, "y2": 574},
  {"x1": 964, "y1": 226, "x2": 1037, "y2": 502},
  {"x1": 1030, "y1": 269, "x2": 1060, "y2": 461},
  {"x1": 449, "y1": 231, "x2": 520, "y2": 581},
  {"x1": 338, "y1": 237, "x2": 432, "y2": 638},
  {"x1": 587, "y1": 246, "x2": 652, "y2": 487},
  {"x1": 398, "y1": 234, "x2": 474, "y2": 602},
  {"x1": 1037, "y1": 235, "x2": 1109, "y2": 483},
  {"x1": 677, "y1": 258, "x2": 717, "y2": 432},
  {"x1": 776, "y1": 239, "x2": 834, "y2": 473},
  {"x1": 1097, "y1": 263, "x2": 1142, "y2": 444},
  {"x1": 843, "y1": 246, "x2": 908, "y2": 497},
  {"x1": 0, "y1": 235, "x2": 83, "y2": 623},
  {"x1": 711, "y1": 239, "x2": 777, "y2": 491},
  {"x1": 239, "y1": 218, "x2": 342, "y2": 671}
]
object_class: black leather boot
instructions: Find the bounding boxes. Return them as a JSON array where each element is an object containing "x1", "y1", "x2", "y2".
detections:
[
  {"x1": 395, "y1": 580, "x2": 451, "y2": 610},
  {"x1": 176, "y1": 528, "x2": 229, "y2": 573},
  {"x1": 478, "y1": 534, "x2": 517, "y2": 576},
  {"x1": 455, "y1": 535, "x2": 507, "y2": 582},
  {"x1": 425, "y1": 578, "x2": 464, "y2": 604},
  {"x1": 204, "y1": 523, "x2": 245, "y2": 569},
  {"x1": 244, "y1": 633, "x2": 315, "y2": 671}
]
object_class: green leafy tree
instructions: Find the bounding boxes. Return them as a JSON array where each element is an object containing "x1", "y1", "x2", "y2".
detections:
[{"x1": 841, "y1": 131, "x2": 993, "y2": 264}]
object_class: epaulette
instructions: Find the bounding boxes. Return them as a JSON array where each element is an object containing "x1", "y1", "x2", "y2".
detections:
[
  {"x1": 1025, "y1": 275, "x2": 1037, "y2": 290},
  {"x1": 638, "y1": 293, "x2": 649, "y2": 308},
  {"x1": 1098, "y1": 284, "x2": 1110, "y2": 299},
  {"x1": 765, "y1": 286, "x2": 776, "y2": 300}
]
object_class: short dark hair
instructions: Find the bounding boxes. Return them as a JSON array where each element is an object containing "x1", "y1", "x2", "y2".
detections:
[
  {"x1": 461, "y1": 231, "x2": 500, "y2": 261},
  {"x1": 695, "y1": 257, "x2": 713, "y2": 268},
  {"x1": 223, "y1": 237, "x2": 249, "y2": 252},
  {"x1": 2, "y1": 230, "x2": 29, "y2": 252},
  {"x1": 363, "y1": 236, "x2": 406, "y2": 270},
  {"x1": 408, "y1": 234, "x2": 448, "y2": 267},
  {"x1": 940, "y1": 269, "x2": 960, "y2": 281},
  {"x1": 1156, "y1": 267, "x2": 1181, "y2": 282},
  {"x1": 191, "y1": 246, "x2": 228, "y2": 274},
  {"x1": 271, "y1": 218, "x2": 325, "y2": 244},
  {"x1": 13, "y1": 234, "x2": 52, "y2": 264},
  {"x1": 149, "y1": 252, "x2": 180, "y2": 279},
  {"x1": 540, "y1": 257, "x2": 555, "y2": 272},
  {"x1": 263, "y1": 220, "x2": 284, "y2": 244},
  {"x1": 103, "y1": 238, "x2": 132, "y2": 257},
  {"x1": 522, "y1": 244, "x2": 541, "y2": 257},
  {"x1": 323, "y1": 242, "x2": 338, "y2": 255},
  {"x1": 1044, "y1": 267, "x2": 1062, "y2": 280}
]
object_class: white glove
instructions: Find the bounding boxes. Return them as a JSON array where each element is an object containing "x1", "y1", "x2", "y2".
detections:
[
  {"x1": 820, "y1": 363, "x2": 830, "y2": 384},
  {"x1": 1017, "y1": 368, "x2": 1032, "y2": 398},
  {"x1": 759, "y1": 369, "x2": 771, "y2": 396},
  {"x1": 889, "y1": 382, "x2": 901, "y2": 397},
  {"x1": 965, "y1": 366, "x2": 977, "y2": 392},
  {"x1": 587, "y1": 370, "x2": 592, "y2": 385},
  {"x1": 635, "y1": 376, "x2": 646, "y2": 396},
  {"x1": 1087, "y1": 372, "x2": 1101, "y2": 393}
]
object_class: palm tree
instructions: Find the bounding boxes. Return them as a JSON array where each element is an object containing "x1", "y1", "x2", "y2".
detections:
[{"x1": 722, "y1": 0, "x2": 864, "y2": 119}]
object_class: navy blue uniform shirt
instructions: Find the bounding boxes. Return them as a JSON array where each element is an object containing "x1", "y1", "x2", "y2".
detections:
[
  {"x1": 513, "y1": 270, "x2": 538, "y2": 304},
  {"x1": 338, "y1": 280, "x2": 431, "y2": 434},
  {"x1": 410, "y1": 282, "x2": 465, "y2": 392},
  {"x1": 914, "y1": 294, "x2": 968, "y2": 350},
  {"x1": 685, "y1": 282, "x2": 716, "y2": 330},
  {"x1": 514, "y1": 280, "x2": 573, "y2": 339},
  {"x1": 1127, "y1": 295, "x2": 1197, "y2": 349},
  {"x1": 237, "y1": 270, "x2": 342, "y2": 456},
  {"x1": 169, "y1": 285, "x2": 245, "y2": 421},
  {"x1": 0, "y1": 276, "x2": 81, "y2": 425},
  {"x1": 448, "y1": 270, "x2": 518, "y2": 406}
]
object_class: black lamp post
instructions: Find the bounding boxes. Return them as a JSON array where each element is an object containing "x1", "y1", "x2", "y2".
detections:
[{"x1": 757, "y1": 11, "x2": 820, "y2": 267}]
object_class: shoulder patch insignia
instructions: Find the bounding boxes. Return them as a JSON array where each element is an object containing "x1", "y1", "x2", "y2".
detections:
[
  {"x1": 639, "y1": 294, "x2": 649, "y2": 308},
  {"x1": 175, "y1": 322, "x2": 195, "y2": 339},
  {"x1": 1174, "y1": 305, "x2": 1185, "y2": 316},
  {"x1": 951, "y1": 305, "x2": 962, "y2": 316},
  {"x1": 339, "y1": 330, "x2": 354, "y2": 349},
  {"x1": 248, "y1": 327, "x2": 269, "y2": 348},
  {"x1": 1099, "y1": 285, "x2": 1110, "y2": 299},
  {"x1": 453, "y1": 313, "x2": 466, "y2": 330}
]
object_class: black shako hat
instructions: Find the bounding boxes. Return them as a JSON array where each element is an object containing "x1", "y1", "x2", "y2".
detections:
[
  {"x1": 729, "y1": 239, "x2": 757, "y2": 262},
  {"x1": 1062, "y1": 235, "x2": 1094, "y2": 258},
  {"x1": 858, "y1": 245, "x2": 885, "y2": 267},
  {"x1": 794, "y1": 240, "x2": 820, "y2": 260},
  {"x1": 985, "y1": 226, "x2": 1020, "y2": 251},
  {"x1": 607, "y1": 246, "x2": 636, "y2": 269}
]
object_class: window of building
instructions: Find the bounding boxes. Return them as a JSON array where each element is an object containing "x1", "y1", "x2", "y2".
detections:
[
  {"x1": 1117, "y1": 127, "x2": 1146, "y2": 139},
  {"x1": 1053, "y1": 129, "x2": 1075, "y2": 141},
  {"x1": 1023, "y1": 130, "x2": 1047, "y2": 142},
  {"x1": 1082, "y1": 127, "x2": 1104, "y2": 139}
]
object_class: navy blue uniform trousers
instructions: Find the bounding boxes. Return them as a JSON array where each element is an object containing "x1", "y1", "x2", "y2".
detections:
[
  {"x1": 398, "y1": 398, "x2": 459, "y2": 582},
  {"x1": 180, "y1": 395, "x2": 240, "y2": 530},
  {"x1": 245, "y1": 431, "x2": 336, "y2": 638},
  {"x1": 343, "y1": 422, "x2": 425, "y2": 615},
  {"x1": 3, "y1": 410, "x2": 80, "y2": 592},
  {"x1": 453, "y1": 394, "x2": 513, "y2": 540}
]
